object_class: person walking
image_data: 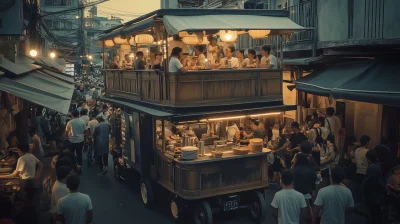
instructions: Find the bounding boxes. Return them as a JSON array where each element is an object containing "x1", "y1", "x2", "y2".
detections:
[
  {"x1": 362, "y1": 149, "x2": 386, "y2": 224},
  {"x1": 271, "y1": 169, "x2": 307, "y2": 224},
  {"x1": 51, "y1": 166, "x2": 71, "y2": 224},
  {"x1": 65, "y1": 110, "x2": 88, "y2": 174},
  {"x1": 56, "y1": 175, "x2": 93, "y2": 224},
  {"x1": 313, "y1": 167, "x2": 354, "y2": 224},
  {"x1": 93, "y1": 117, "x2": 111, "y2": 175}
]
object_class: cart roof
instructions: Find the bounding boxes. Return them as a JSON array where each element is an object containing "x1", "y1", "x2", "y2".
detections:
[{"x1": 98, "y1": 9, "x2": 311, "y2": 40}]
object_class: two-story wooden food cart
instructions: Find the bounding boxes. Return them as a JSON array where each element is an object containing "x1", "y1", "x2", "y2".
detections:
[{"x1": 98, "y1": 9, "x2": 308, "y2": 224}]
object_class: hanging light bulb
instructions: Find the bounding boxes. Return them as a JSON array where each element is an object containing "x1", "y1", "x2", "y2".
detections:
[
  {"x1": 29, "y1": 49, "x2": 38, "y2": 57},
  {"x1": 49, "y1": 52, "x2": 56, "y2": 59},
  {"x1": 219, "y1": 30, "x2": 237, "y2": 42},
  {"x1": 249, "y1": 30, "x2": 271, "y2": 39}
]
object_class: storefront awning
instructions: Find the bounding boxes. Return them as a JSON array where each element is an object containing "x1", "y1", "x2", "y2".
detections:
[
  {"x1": 120, "y1": 18, "x2": 155, "y2": 36},
  {"x1": 163, "y1": 14, "x2": 308, "y2": 35},
  {"x1": 0, "y1": 56, "x2": 40, "y2": 75},
  {"x1": 295, "y1": 60, "x2": 373, "y2": 96},
  {"x1": 34, "y1": 57, "x2": 65, "y2": 72},
  {"x1": 42, "y1": 69, "x2": 74, "y2": 84},
  {"x1": 101, "y1": 97, "x2": 174, "y2": 117},
  {"x1": 0, "y1": 70, "x2": 75, "y2": 114},
  {"x1": 295, "y1": 59, "x2": 400, "y2": 106}
]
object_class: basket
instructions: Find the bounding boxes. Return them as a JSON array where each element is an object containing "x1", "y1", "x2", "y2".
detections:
[
  {"x1": 233, "y1": 148, "x2": 250, "y2": 155},
  {"x1": 211, "y1": 151, "x2": 223, "y2": 158}
]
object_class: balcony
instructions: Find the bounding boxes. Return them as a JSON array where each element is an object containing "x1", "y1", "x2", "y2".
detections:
[{"x1": 105, "y1": 69, "x2": 283, "y2": 107}]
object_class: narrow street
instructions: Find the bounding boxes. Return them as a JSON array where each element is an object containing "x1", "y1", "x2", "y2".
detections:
[{"x1": 77, "y1": 155, "x2": 368, "y2": 224}]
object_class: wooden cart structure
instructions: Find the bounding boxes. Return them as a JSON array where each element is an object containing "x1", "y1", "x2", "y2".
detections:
[{"x1": 99, "y1": 9, "x2": 309, "y2": 224}]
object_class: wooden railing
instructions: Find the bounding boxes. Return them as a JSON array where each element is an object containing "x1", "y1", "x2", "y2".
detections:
[{"x1": 105, "y1": 69, "x2": 283, "y2": 107}]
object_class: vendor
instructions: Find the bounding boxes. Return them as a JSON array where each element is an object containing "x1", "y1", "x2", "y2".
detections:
[
  {"x1": 226, "y1": 121, "x2": 240, "y2": 142},
  {"x1": 249, "y1": 117, "x2": 266, "y2": 139},
  {"x1": 207, "y1": 37, "x2": 219, "y2": 65},
  {"x1": 0, "y1": 143, "x2": 43, "y2": 181},
  {"x1": 194, "y1": 45, "x2": 207, "y2": 68},
  {"x1": 169, "y1": 47, "x2": 188, "y2": 73},
  {"x1": 168, "y1": 35, "x2": 189, "y2": 56}
]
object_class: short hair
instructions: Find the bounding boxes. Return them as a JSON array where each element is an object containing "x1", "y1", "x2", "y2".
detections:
[
  {"x1": 330, "y1": 167, "x2": 345, "y2": 184},
  {"x1": 367, "y1": 149, "x2": 378, "y2": 163},
  {"x1": 300, "y1": 141, "x2": 313, "y2": 154},
  {"x1": 326, "y1": 107, "x2": 335, "y2": 116},
  {"x1": 281, "y1": 169, "x2": 294, "y2": 186},
  {"x1": 78, "y1": 101, "x2": 85, "y2": 107},
  {"x1": 102, "y1": 104, "x2": 108, "y2": 110},
  {"x1": 327, "y1": 134, "x2": 335, "y2": 144},
  {"x1": 247, "y1": 48, "x2": 256, "y2": 56},
  {"x1": 360, "y1": 135, "x2": 371, "y2": 146},
  {"x1": 19, "y1": 143, "x2": 30, "y2": 153},
  {"x1": 291, "y1": 121, "x2": 300, "y2": 130},
  {"x1": 71, "y1": 110, "x2": 79, "y2": 118},
  {"x1": 136, "y1": 51, "x2": 144, "y2": 57},
  {"x1": 80, "y1": 108, "x2": 88, "y2": 116},
  {"x1": 56, "y1": 158, "x2": 71, "y2": 169},
  {"x1": 66, "y1": 175, "x2": 80, "y2": 191},
  {"x1": 195, "y1": 45, "x2": 204, "y2": 52},
  {"x1": 261, "y1": 45, "x2": 271, "y2": 53},
  {"x1": 227, "y1": 46, "x2": 235, "y2": 53},
  {"x1": 56, "y1": 166, "x2": 71, "y2": 181},
  {"x1": 28, "y1": 127, "x2": 36, "y2": 136},
  {"x1": 237, "y1": 49, "x2": 244, "y2": 55},
  {"x1": 171, "y1": 47, "x2": 182, "y2": 56}
]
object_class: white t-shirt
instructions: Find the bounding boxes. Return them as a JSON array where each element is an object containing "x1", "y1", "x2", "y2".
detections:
[
  {"x1": 56, "y1": 192, "x2": 92, "y2": 224},
  {"x1": 261, "y1": 55, "x2": 278, "y2": 69},
  {"x1": 96, "y1": 111, "x2": 110, "y2": 123},
  {"x1": 16, "y1": 153, "x2": 40, "y2": 179},
  {"x1": 168, "y1": 40, "x2": 189, "y2": 56},
  {"x1": 51, "y1": 181, "x2": 69, "y2": 213},
  {"x1": 271, "y1": 189, "x2": 307, "y2": 224},
  {"x1": 197, "y1": 53, "x2": 207, "y2": 67},
  {"x1": 88, "y1": 119, "x2": 99, "y2": 136},
  {"x1": 355, "y1": 147, "x2": 369, "y2": 174},
  {"x1": 314, "y1": 185, "x2": 354, "y2": 224},
  {"x1": 242, "y1": 58, "x2": 257, "y2": 68},
  {"x1": 220, "y1": 57, "x2": 240, "y2": 68},
  {"x1": 80, "y1": 116, "x2": 89, "y2": 127},
  {"x1": 65, "y1": 118, "x2": 88, "y2": 143},
  {"x1": 169, "y1": 57, "x2": 183, "y2": 73}
]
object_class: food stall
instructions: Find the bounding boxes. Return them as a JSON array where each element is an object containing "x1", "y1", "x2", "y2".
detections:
[{"x1": 98, "y1": 8, "x2": 309, "y2": 224}]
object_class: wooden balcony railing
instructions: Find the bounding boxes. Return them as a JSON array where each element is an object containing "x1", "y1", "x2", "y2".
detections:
[{"x1": 105, "y1": 69, "x2": 283, "y2": 107}]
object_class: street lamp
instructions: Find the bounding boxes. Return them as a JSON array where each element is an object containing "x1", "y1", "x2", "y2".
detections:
[
  {"x1": 88, "y1": 55, "x2": 93, "y2": 60},
  {"x1": 29, "y1": 49, "x2": 38, "y2": 57},
  {"x1": 49, "y1": 52, "x2": 56, "y2": 59},
  {"x1": 76, "y1": 15, "x2": 80, "y2": 19}
]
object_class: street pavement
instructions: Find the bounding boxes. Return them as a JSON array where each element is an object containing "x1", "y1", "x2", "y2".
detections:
[{"x1": 77, "y1": 155, "x2": 368, "y2": 224}]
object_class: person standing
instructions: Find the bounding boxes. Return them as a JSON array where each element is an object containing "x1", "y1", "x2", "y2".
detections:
[
  {"x1": 260, "y1": 45, "x2": 277, "y2": 69},
  {"x1": 355, "y1": 135, "x2": 370, "y2": 185},
  {"x1": 29, "y1": 128, "x2": 44, "y2": 160},
  {"x1": 96, "y1": 104, "x2": 110, "y2": 123},
  {"x1": 134, "y1": 51, "x2": 145, "y2": 70},
  {"x1": 93, "y1": 117, "x2": 111, "y2": 175},
  {"x1": 65, "y1": 110, "x2": 88, "y2": 174},
  {"x1": 271, "y1": 169, "x2": 307, "y2": 224},
  {"x1": 313, "y1": 167, "x2": 354, "y2": 224},
  {"x1": 51, "y1": 166, "x2": 71, "y2": 224},
  {"x1": 362, "y1": 149, "x2": 386, "y2": 224},
  {"x1": 324, "y1": 107, "x2": 341, "y2": 144},
  {"x1": 56, "y1": 175, "x2": 93, "y2": 224},
  {"x1": 88, "y1": 112, "x2": 99, "y2": 137}
]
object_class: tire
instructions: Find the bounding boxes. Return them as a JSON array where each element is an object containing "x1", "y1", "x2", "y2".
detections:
[
  {"x1": 171, "y1": 198, "x2": 185, "y2": 222},
  {"x1": 193, "y1": 200, "x2": 213, "y2": 224},
  {"x1": 249, "y1": 191, "x2": 266, "y2": 223},
  {"x1": 140, "y1": 179, "x2": 155, "y2": 208}
]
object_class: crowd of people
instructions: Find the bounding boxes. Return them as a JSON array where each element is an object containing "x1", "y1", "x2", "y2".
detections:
[{"x1": 268, "y1": 107, "x2": 400, "y2": 224}]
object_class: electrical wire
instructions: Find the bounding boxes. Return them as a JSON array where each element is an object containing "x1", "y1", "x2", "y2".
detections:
[{"x1": 97, "y1": 5, "x2": 146, "y2": 14}]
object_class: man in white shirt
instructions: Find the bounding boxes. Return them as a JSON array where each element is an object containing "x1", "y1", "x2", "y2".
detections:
[
  {"x1": 51, "y1": 166, "x2": 71, "y2": 222},
  {"x1": 168, "y1": 35, "x2": 189, "y2": 56},
  {"x1": 96, "y1": 104, "x2": 110, "y2": 123},
  {"x1": 271, "y1": 169, "x2": 307, "y2": 224},
  {"x1": 56, "y1": 175, "x2": 93, "y2": 224},
  {"x1": 260, "y1": 45, "x2": 278, "y2": 69},
  {"x1": 65, "y1": 110, "x2": 88, "y2": 173},
  {"x1": 194, "y1": 45, "x2": 207, "y2": 68},
  {"x1": 169, "y1": 47, "x2": 188, "y2": 73},
  {"x1": 219, "y1": 46, "x2": 240, "y2": 68},
  {"x1": 0, "y1": 143, "x2": 43, "y2": 180}
]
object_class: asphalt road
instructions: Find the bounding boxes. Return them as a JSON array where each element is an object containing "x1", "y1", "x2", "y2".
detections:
[{"x1": 77, "y1": 155, "x2": 368, "y2": 224}]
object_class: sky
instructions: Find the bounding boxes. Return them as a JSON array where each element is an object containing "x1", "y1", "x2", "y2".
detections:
[{"x1": 96, "y1": 0, "x2": 161, "y2": 22}]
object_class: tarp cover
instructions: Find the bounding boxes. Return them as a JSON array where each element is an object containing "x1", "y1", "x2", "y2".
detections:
[
  {"x1": 0, "y1": 71, "x2": 75, "y2": 114},
  {"x1": 295, "y1": 59, "x2": 400, "y2": 106},
  {"x1": 163, "y1": 15, "x2": 307, "y2": 35}
]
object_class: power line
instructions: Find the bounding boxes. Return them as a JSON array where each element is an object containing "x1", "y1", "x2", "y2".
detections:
[{"x1": 97, "y1": 5, "x2": 146, "y2": 14}]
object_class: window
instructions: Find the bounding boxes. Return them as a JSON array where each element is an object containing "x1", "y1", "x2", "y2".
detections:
[{"x1": 44, "y1": 0, "x2": 72, "y2": 6}]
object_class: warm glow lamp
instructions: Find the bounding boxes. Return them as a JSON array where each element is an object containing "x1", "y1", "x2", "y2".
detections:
[{"x1": 249, "y1": 30, "x2": 271, "y2": 39}]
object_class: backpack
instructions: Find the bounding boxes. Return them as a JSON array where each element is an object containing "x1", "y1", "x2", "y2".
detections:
[{"x1": 314, "y1": 127, "x2": 324, "y2": 145}]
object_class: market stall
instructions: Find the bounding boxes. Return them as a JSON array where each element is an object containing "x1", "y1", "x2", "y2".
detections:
[{"x1": 99, "y1": 8, "x2": 309, "y2": 224}]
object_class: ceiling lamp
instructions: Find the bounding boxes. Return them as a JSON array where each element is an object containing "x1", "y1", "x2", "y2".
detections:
[
  {"x1": 182, "y1": 35, "x2": 200, "y2": 45},
  {"x1": 104, "y1": 40, "x2": 114, "y2": 48},
  {"x1": 249, "y1": 30, "x2": 271, "y2": 39},
  {"x1": 219, "y1": 30, "x2": 238, "y2": 43},
  {"x1": 120, "y1": 44, "x2": 131, "y2": 50},
  {"x1": 135, "y1": 34, "x2": 154, "y2": 45},
  {"x1": 113, "y1": 36, "x2": 128, "y2": 45},
  {"x1": 178, "y1": 31, "x2": 190, "y2": 38},
  {"x1": 129, "y1": 37, "x2": 135, "y2": 45}
]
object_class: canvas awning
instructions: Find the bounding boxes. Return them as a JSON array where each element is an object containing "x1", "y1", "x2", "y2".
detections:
[
  {"x1": 295, "y1": 59, "x2": 400, "y2": 106},
  {"x1": 0, "y1": 70, "x2": 75, "y2": 114},
  {"x1": 163, "y1": 14, "x2": 308, "y2": 35},
  {"x1": 0, "y1": 56, "x2": 41, "y2": 75},
  {"x1": 34, "y1": 57, "x2": 65, "y2": 71},
  {"x1": 120, "y1": 18, "x2": 155, "y2": 36}
]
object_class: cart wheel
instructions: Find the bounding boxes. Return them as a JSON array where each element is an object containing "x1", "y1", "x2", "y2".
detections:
[
  {"x1": 140, "y1": 179, "x2": 155, "y2": 208},
  {"x1": 193, "y1": 200, "x2": 213, "y2": 224},
  {"x1": 171, "y1": 198, "x2": 185, "y2": 222},
  {"x1": 249, "y1": 191, "x2": 266, "y2": 223}
]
